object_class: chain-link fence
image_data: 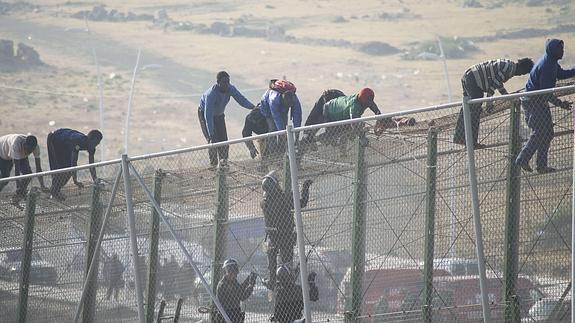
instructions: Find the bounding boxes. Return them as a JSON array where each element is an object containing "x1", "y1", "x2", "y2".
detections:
[{"x1": 0, "y1": 82, "x2": 574, "y2": 323}]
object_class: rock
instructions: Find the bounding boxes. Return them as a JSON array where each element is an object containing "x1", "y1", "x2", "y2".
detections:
[
  {"x1": 0, "y1": 39, "x2": 14, "y2": 59},
  {"x1": 155, "y1": 9, "x2": 169, "y2": 22},
  {"x1": 209, "y1": 22, "x2": 230, "y2": 36},
  {"x1": 356, "y1": 41, "x2": 400, "y2": 56},
  {"x1": 526, "y1": 0, "x2": 544, "y2": 6},
  {"x1": 16, "y1": 43, "x2": 42, "y2": 65},
  {"x1": 231, "y1": 26, "x2": 266, "y2": 38},
  {"x1": 90, "y1": 5, "x2": 108, "y2": 21},
  {"x1": 332, "y1": 16, "x2": 347, "y2": 23},
  {"x1": 266, "y1": 25, "x2": 285, "y2": 41},
  {"x1": 462, "y1": 0, "x2": 483, "y2": 8}
]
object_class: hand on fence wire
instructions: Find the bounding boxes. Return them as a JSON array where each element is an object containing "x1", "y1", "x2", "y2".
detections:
[
  {"x1": 374, "y1": 119, "x2": 386, "y2": 136},
  {"x1": 559, "y1": 100, "x2": 572, "y2": 110},
  {"x1": 485, "y1": 102, "x2": 495, "y2": 114},
  {"x1": 249, "y1": 146, "x2": 259, "y2": 159},
  {"x1": 73, "y1": 180, "x2": 84, "y2": 189}
]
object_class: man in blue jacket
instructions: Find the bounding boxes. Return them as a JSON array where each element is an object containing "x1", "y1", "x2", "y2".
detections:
[
  {"x1": 198, "y1": 71, "x2": 256, "y2": 167},
  {"x1": 515, "y1": 39, "x2": 575, "y2": 174},
  {"x1": 259, "y1": 80, "x2": 302, "y2": 153}
]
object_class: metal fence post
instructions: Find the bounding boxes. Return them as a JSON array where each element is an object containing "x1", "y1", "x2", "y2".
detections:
[
  {"x1": 422, "y1": 128, "x2": 438, "y2": 323},
  {"x1": 286, "y1": 125, "x2": 313, "y2": 323},
  {"x1": 462, "y1": 97, "x2": 492, "y2": 323},
  {"x1": 83, "y1": 183, "x2": 103, "y2": 323},
  {"x1": 122, "y1": 154, "x2": 146, "y2": 323},
  {"x1": 503, "y1": 101, "x2": 521, "y2": 322},
  {"x1": 16, "y1": 187, "x2": 39, "y2": 323},
  {"x1": 210, "y1": 162, "x2": 228, "y2": 323},
  {"x1": 283, "y1": 153, "x2": 292, "y2": 195},
  {"x1": 146, "y1": 170, "x2": 164, "y2": 323},
  {"x1": 345, "y1": 131, "x2": 368, "y2": 323}
]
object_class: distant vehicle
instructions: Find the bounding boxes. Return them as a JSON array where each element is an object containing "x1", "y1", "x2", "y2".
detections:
[
  {"x1": 521, "y1": 298, "x2": 571, "y2": 322},
  {"x1": 0, "y1": 248, "x2": 58, "y2": 285},
  {"x1": 336, "y1": 255, "x2": 544, "y2": 322},
  {"x1": 430, "y1": 274, "x2": 544, "y2": 322}
]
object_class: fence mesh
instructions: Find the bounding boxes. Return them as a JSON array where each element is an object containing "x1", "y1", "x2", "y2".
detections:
[{"x1": 0, "y1": 82, "x2": 574, "y2": 323}]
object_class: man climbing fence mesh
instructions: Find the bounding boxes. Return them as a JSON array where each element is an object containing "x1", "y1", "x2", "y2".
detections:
[{"x1": 0, "y1": 82, "x2": 574, "y2": 322}]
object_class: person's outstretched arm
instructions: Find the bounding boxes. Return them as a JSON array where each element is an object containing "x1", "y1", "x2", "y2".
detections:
[{"x1": 230, "y1": 85, "x2": 255, "y2": 109}]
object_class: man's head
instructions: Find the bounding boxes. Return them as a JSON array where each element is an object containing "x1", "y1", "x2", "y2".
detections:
[
  {"x1": 546, "y1": 39, "x2": 564, "y2": 60},
  {"x1": 23, "y1": 135, "x2": 38, "y2": 155},
  {"x1": 216, "y1": 71, "x2": 230, "y2": 93},
  {"x1": 87, "y1": 130, "x2": 103, "y2": 150},
  {"x1": 515, "y1": 58, "x2": 534, "y2": 75},
  {"x1": 357, "y1": 88, "x2": 375, "y2": 108},
  {"x1": 112, "y1": 253, "x2": 118, "y2": 260},
  {"x1": 262, "y1": 170, "x2": 280, "y2": 196},
  {"x1": 223, "y1": 258, "x2": 239, "y2": 279},
  {"x1": 276, "y1": 265, "x2": 293, "y2": 286}
]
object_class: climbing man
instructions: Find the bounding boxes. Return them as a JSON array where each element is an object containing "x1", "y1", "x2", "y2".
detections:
[
  {"x1": 198, "y1": 71, "x2": 256, "y2": 167},
  {"x1": 453, "y1": 57, "x2": 534, "y2": 149},
  {"x1": 215, "y1": 258, "x2": 257, "y2": 323},
  {"x1": 270, "y1": 265, "x2": 319, "y2": 323},
  {"x1": 515, "y1": 39, "x2": 575, "y2": 173},
  {"x1": 299, "y1": 89, "x2": 346, "y2": 152},
  {"x1": 0, "y1": 134, "x2": 48, "y2": 204},
  {"x1": 312, "y1": 88, "x2": 385, "y2": 155},
  {"x1": 259, "y1": 79, "x2": 302, "y2": 154},
  {"x1": 260, "y1": 171, "x2": 312, "y2": 290},
  {"x1": 47, "y1": 128, "x2": 102, "y2": 201}
]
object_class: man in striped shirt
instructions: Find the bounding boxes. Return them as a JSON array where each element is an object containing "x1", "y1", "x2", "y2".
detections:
[{"x1": 453, "y1": 58, "x2": 534, "y2": 149}]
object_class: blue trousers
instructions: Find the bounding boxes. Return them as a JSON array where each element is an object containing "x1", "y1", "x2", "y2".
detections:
[{"x1": 515, "y1": 99, "x2": 554, "y2": 169}]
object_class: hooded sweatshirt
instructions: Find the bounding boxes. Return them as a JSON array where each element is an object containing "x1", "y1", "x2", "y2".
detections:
[{"x1": 525, "y1": 39, "x2": 575, "y2": 104}]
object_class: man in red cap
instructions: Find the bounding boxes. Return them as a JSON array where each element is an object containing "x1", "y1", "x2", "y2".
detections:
[{"x1": 300, "y1": 88, "x2": 384, "y2": 154}]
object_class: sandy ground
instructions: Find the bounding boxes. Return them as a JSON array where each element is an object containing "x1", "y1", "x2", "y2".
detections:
[{"x1": 1, "y1": 0, "x2": 574, "y2": 158}]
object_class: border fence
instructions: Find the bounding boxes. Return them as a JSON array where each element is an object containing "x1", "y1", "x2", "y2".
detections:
[{"x1": 1, "y1": 82, "x2": 574, "y2": 323}]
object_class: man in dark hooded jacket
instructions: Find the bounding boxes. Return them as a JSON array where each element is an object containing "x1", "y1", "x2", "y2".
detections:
[
  {"x1": 260, "y1": 171, "x2": 312, "y2": 290},
  {"x1": 271, "y1": 265, "x2": 318, "y2": 323},
  {"x1": 515, "y1": 39, "x2": 575, "y2": 173}
]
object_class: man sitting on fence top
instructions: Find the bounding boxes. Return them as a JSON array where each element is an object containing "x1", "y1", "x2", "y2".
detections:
[
  {"x1": 299, "y1": 89, "x2": 346, "y2": 151},
  {"x1": 260, "y1": 170, "x2": 312, "y2": 291},
  {"x1": 453, "y1": 57, "x2": 534, "y2": 149},
  {"x1": 515, "y1": 39, "x2": 575, "y2": 174},
  {"x1": 47, "y1": 128, "x2": 102, "y2": 201},
  {"x1": 0, "y1": 134, "x2": 48, "y2": 205},
  {"x1": 198, "y1": 71, "x2": 256, "y2": 168}
]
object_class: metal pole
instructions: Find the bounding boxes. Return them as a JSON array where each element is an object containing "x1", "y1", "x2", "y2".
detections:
[
  {"x1": 122, "y1": 154, "x2": 146, "y2": 323},
  {"x1": 82, "y1": 183, "x2": 103, "y2": 323},
  {"x1": 345, "y1": 132, "x2": 368, "y2": 323},
  {"x1": 146, "y1": 170, "x2": 164, "y2": 323},
  {"x1": 16, "y1": 188, "x2": 39, "y2": 323},
  {"x1": 283, "y1": 152, "x2": 292, "y2": 195},
  {"x1": 210, "y1": 162, "x2": 228, "y2": 323},
  {"x1": 128, "y1": 163, "x2": 232, "y2": 323},
  {"x1": 422, "y1": 128, "x2": 438, "y2": 323},
  {"x1": 73, "y1": 169, "x2": 123, "y2": 323},
  {"x1": 286, "y1": 124, "x2": 313, "y2": 323},
  {"x1": 503, "y1": 101, "x2": 521, "y2": 322},
  {"x1": 462, "y1": 97, "x2": 492, "y2": 323},
  {"x1": 125, "y1": 49, "x2": 141, "y2": 155},
  {"x1": 572, "y1": 98, "x2": 575, "y2": 323},
  {"x1": 84, "y1": 17, "x2": 105, "y2": 161}
]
